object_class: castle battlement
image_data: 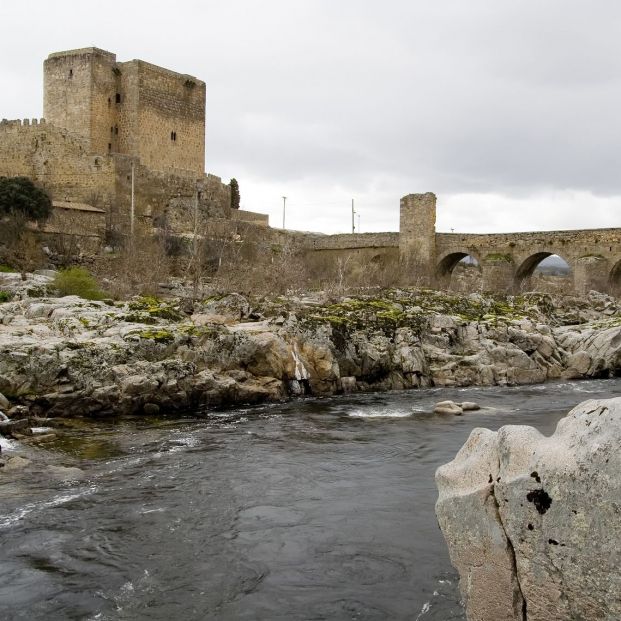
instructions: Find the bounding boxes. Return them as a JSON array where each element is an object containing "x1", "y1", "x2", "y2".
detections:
[{"x1": 0, "y1": 118, "x2": 47, "y2": 130}]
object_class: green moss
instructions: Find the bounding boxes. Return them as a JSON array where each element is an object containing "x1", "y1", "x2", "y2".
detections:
[
  {"x1": 121, "y1": 312, "x2": 158, "y2": 325},
  {"x1": 0, "y1": 290, "x2": 12, "y2": 303},
  {"x1": 178, "y1": 323, "x2": 221, "y2": 338},
  {"x1": 27, "y1": 286, "x2": 48, "y2": 297},
  {"x1": 485, "y1": 253, "x2": 513, "y2": 263},
  {"x1": 127, "y1": 296, "x2": 184, "y2": 321},
  {"x1": 0, "y1": 264, "x2": 16, "y2": 273},
  {"x1": 78, "y1": 317, "x2": 90, "y2": 328},
  {"x1": 135, "y1": 328, "x2": 175, "y2": 343}
]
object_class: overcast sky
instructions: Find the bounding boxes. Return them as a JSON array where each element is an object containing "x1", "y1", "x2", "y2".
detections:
[{"x1": 1, "y1": 1, "x2": 620, "y2": 233}]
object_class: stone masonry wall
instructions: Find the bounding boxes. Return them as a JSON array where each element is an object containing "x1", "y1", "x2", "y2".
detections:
[
  {"x1": 44, "y1": 48, "x2": 116, "y2": 153},
  {"x1": 44, "y1": 48, "x2": 205, "y2": 176},
  {"x1": 0, "y1": 119, "x2": 116, "y2": 209},
  {"x1": 123, "y1": 60, "x2": 205, "y2": 175},
  {"x1": 399, "y1": 193, "x2": 437, "y2": 286},
  {"x1": 110, "y1": 157, "x2": 230, "y2": 235},
  {"x1": 436, "y1": 230, "x2": 621, "y2": 294}
]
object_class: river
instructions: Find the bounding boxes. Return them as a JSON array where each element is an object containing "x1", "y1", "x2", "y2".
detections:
[{"x1": 1, "y1": 378, "x2": 620, "y2": 620}]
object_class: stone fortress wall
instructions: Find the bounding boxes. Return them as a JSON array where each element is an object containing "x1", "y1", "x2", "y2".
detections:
[
  {"x1": 0, "y1": 47, "x2": 244, "y2": 247},
  {"x1": 0, "y1": 118, "x2": 117, "y2": 207}
]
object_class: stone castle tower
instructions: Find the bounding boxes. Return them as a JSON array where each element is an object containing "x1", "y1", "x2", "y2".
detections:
[
  {"x1": 399, "y1": 193, "x2": 437, "y2": 285},
  {"x1": 43, "y1": 47, "x2": 206, "y2": 175}
]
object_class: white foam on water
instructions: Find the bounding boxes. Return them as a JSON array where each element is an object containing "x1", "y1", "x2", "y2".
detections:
[
  {"x1": 348, "y1": 408, "x2": 412, "y2": 419},
  {"x1": 139, "y1": 507, "x2": 166, "y2": 515},
  {"x1": 30, "y1": 426, "x2": 54, "y2": 434},
  {"x1": 415, "y1": 601, "x2": 431, "y2": 619},
  {"x1": 0, "y1": 436, "x2": 19, "y2": 451},
  {"x1": 0, "y1": 484, "x2": 98, "y2": 529}
]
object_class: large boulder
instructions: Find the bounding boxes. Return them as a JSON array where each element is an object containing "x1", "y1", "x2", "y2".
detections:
[{"x1": 436, "y1": 398, "x2": 621, "y2": 620}]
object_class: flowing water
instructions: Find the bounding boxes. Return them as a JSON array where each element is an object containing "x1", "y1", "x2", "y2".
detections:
[{"x1": 1, "y1": 379, "x2": 620, "y2": 620}]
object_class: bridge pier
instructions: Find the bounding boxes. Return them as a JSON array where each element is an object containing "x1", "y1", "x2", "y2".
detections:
[
  {"x1": 399, "y1": 193, "x2": 436, "y2": 287},
  {"x1": 574, "y1": 256, "x2": 609, "y2": 296},
  {"x1": 481, "y1": 255, "x2": 515, "y2": 294}
]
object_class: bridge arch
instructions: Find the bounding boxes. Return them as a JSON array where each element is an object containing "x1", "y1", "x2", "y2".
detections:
[
  {"x1": 515, "y1": 252, "x2": 573, "y2": 293},
  {"x1": 435, "y1": 250, "x2": 482, "y2": 291}
]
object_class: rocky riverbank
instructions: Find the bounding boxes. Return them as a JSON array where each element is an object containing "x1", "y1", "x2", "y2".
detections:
[
  {"x1": 1, "y1": 274, "x2": 621, "y2": 421},
  {"x1": 436, "y1": 397, "x2": 621, "y2": 620}
]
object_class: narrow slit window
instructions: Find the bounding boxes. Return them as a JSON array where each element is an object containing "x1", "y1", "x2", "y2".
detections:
[
  {"x1": 115, "y1": 93, "x2": 122, "y2": 104},
  {"x1": 68, "y1": 69, "x2": 73, "y2": 79}
]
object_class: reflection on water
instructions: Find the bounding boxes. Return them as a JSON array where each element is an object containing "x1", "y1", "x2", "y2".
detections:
[{"x1": 1, "y1": 379, "x2": 620, "y2": 620}]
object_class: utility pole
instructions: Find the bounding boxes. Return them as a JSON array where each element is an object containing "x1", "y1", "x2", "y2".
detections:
[
  {"x1": 357, "y1": 213, "x2": 361, "y2": 234},
  {"x1": 282, "y1": 196, "x2": 287, "y2": 229},
  {"x1": 351, "y1": 198, "x2": 355, "y2": 234},
  {"x1": 193, "y1": 183, "x2": 199, "y2": 258},
  {"x1": 130, "y1": 160, "x2": 135, "y2": 239}
]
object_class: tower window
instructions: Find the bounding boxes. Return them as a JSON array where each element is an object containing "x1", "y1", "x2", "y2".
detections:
[
  {"x1": 115, "y1": 93, "x2": 122, "y2": 104},
  {"x1": 171, "y1": 131, "x2": 177, "y2": 141},
  {"x1": 108, "y1": 143, "x2": 112, "y2": 151},
  {"x1": 114, "y1": 126, "x2": 119, "y2": 135},
  {"x1": 68, "y1": 69, "x2": 73, "y2": 79},
  {"x1": 110, "y1": 126, "x2": 113, "y2": 134},
  {"x1": 108, "y1": 97, "x2": 111, "y2": 107}
]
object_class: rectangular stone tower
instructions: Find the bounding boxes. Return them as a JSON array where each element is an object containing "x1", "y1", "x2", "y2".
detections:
[
  {"x1": 43, "y1": 47, "x2": 206, "y2": 175},
  {"x1": 399, "y1": 193, "x2": 437, "y2": 286},
  {"x1": 44, "y1": 48, "x2": 118, "y2": 155}
]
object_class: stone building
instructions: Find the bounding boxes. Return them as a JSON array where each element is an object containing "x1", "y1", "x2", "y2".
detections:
[{"x1": 0, "y1": 47, "x2": 266, "y2": 244}]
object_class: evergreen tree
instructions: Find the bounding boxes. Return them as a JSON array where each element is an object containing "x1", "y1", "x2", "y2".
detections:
[
  {"x1": 229, "y1": 178, "x2": 240, "y2": 210},
  {"x1": 0, "y1": 176, "x2": 52, "y2": 223}
]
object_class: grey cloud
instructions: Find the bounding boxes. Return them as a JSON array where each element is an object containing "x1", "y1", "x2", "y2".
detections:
[{"x1": 1, "y1": 0, "x2": 620, "y2": 232}]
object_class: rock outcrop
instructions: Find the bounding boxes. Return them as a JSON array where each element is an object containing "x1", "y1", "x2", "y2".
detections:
[
  {"x1": 1, "y1": 284, "x2": 621, "y2": 417},
  {"x1": 436, "y1": 398, "x2": 621, "y2": 621}
]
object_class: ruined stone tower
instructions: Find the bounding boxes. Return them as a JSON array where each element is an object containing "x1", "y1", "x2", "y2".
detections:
[
  {"x1": 399, "y1": 193, "x2": 437, "y2": 285},
  {"x1": 44, "y1": 47, "x2": 206, "y2": 175}
]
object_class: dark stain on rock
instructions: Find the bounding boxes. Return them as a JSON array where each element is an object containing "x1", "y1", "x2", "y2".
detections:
[
  {"x1": 530, "y1": 471, "x2": 541, "y2": 483},
  {"x1": 527, "y1": 523, "x2": 534, "y2": 531},
  {"x1": 526, "y1": 489, "x2": 552, "y2": 514},
  {"x1": 488, "y1": 474, "x2": 493, "y2": 484},
  {"x1": 548, "y1": 538, "x2": 559, "y2": 545}
]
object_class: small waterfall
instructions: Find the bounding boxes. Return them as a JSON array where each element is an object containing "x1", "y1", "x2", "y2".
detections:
[
  {"x1": 292, "y1": 343, "x2": 309, "y2": 381},
  {"x1": 289, "y1": 343, "x2": 311, "y2": 395}
]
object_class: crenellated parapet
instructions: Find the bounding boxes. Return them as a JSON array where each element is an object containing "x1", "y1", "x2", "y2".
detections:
[{"x1": 0, "y1": 118, "x2": 47, "y2": 130}]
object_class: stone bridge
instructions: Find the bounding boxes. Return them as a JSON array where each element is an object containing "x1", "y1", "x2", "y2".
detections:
[
  {"x1": 434, "y1": 229, "x2": 621, "y2": 295},
  {"x1": 403, "y1": 193, "x2": 621, "y2": 295},
  {"x1": 308, "y1": 193, "x2": 621, "y2": 295}
]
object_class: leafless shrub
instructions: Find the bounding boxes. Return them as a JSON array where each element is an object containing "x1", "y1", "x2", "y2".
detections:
[{"x1": 95, "y1": 230, "x2": 170, "y2": 299}]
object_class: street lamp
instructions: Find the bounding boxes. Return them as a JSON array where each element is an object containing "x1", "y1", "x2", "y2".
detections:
[{"x1": 282, "y1": 196, "x2": 287, "y2": 229}]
